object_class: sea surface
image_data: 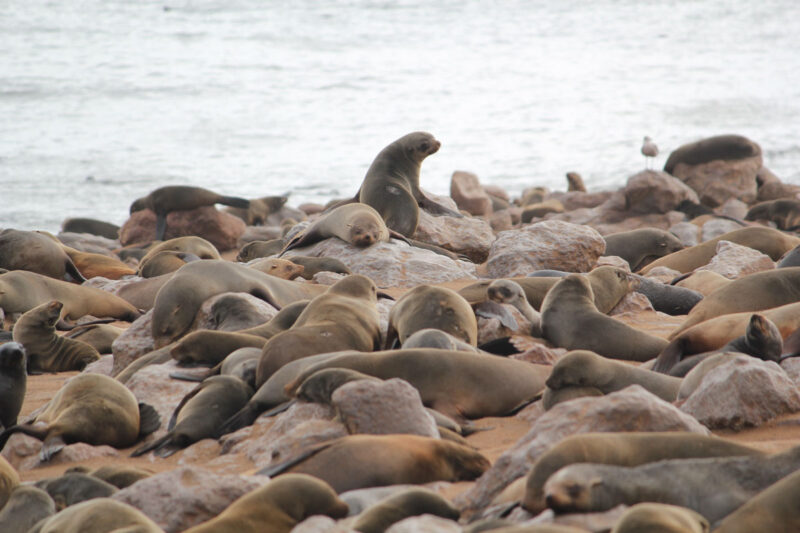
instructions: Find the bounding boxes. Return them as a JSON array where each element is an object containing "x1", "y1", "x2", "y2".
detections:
[{"x1": 2, "y1": 0, "x2": 799, "y2": 233}]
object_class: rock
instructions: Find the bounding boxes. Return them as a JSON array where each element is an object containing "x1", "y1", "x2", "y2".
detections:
[
  {"x1": 609, "y1": 292, "x2": 654, "y2": 315},
  {"x1": 2, "y1": 433, "x2": 119, "y2": 472},
  {"x1": 717, "y1": 198, "x2": 749, "y2": 220},
  {"x1": 332, "y1": 378, "x2": 439, "y2": 438},
  {"x1": 487, "y1": 220, "x2": 606, "y2": 277},
  {"x1": 194, "y1": 292, "x2": 278, "y2": 332},
  {"x1": 221, "y1": 402, "x2": 346, "y2": 468},
  {"x1": 510, "y1": 341, "x2": 567, "y2": 365},
  {"x1": 489, "y1": 209, "x2": 513, "y2": 232},
  {"x1": 485, "y1": 184, "x2": 510, "y2": 202},
  {"x1": 668, "y1": 222, "x2": 700, "y2": 247},
  {"x1": 781, "y1": 358, "x2": 800, "y2": 387},
  {"x1": 124, "y1": 362, "x2": 197, "y2": 437},
  {"x1": 450, "y1": 171, "x2": 492, "y2": 216},
  {"x1": 386, "y1": 515, "x2": 462, "y2": 533},
  {"x1": 413, "y1": 210, "x2": 495, "y2": 263},
  {"x1": 111, "y1": 467, "x2": 267, "y2": 533},
  {"x1": 312, "y1": 272, "x2": 347, "y2": 286},
  {"x1": 265, "y1": 205, "x2": 308, "y2": 227},
  {"x1": 455, "y1": 385, "x2": 708, "y2": 516},
  {"x1": 642, "y1": 266, "x2": 681, "y2": 284},
  {"x1": 595, "y1": 256, "x2": 631, "y2": 271},
  {"x1": 282, "y1": 239, "x2": 476, "y2": 289},
  {"x1": 547, "y1": 191, "x2": 615, "y2": 211},
  {"x1": 239, "y1": 225, "x2": 283, "y2": 243},
  {"x1": 623, "y1": 170, "x2": 700, "y2": 214},
  {"x1": 668, "y1": 136, "x2": 762, "y2": 207},
  {"x1": 120, "y1": 206, "x2": 246, "y2": 251},
  {"x1": 757, "y1": 168, "x2": 800, "y2": 202},
  {"x1": 57, "y1": 232, "x2": 120, "y2": 255},
  {"x1": 700, "y1": 218, "x2": 746, "y2": 242},
  {"x1": 477, "y1": 317, "x2": 510, "y2": 346},
  {"x1": 521, "y1": 200, "x2": 565, "y2": 223},
  {"x1": 520, "y1": 187, "x2": 548, "y2": 206},
  {"x1": 111, "y1": 310, "x2": 155, "y2": 376},
  {"x1": 292, "y1": 516, "x2": 347, "y2": 533},
  {"x1": 82, "y1": 354, "x2": 114, "y2": 376},
  {"x1": 696, "y1": 240, "x2": 775, "y2": 279},
  {"x1": 680, "y1": 356, "x2": 800, "y2": 430}
]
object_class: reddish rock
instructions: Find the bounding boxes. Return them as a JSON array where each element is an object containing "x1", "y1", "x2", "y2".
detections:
[
  {"x1": 450, "y1": 171, "x2": 492, "y2": 216},
  {"x1": 521, "y1": 200, "x2": 565, "y2": 223},
  {"x1": 125, "y1": 362, "x2": 197, "y2": 437},
  {"x1": 609, "y1": 292, "x2": 655, "y2": 315},
  {"x1": 623, "y1": 170, "x2": 699, "y2": 214},
  {"x1": 386, "y1": 515, "x2": 462, "y2": 532},
  {"x1": 487, "y1": 220, "x2": 606, "y2": 277},
  {"x1": 484, "y1": 184, "x2": 510, "y2": 203},
  {"x1": 2, "y1": 433, "x2": 119, "y2": 472},
  {"x1": 547, "y1": 190, "x2": 616, "y2": 210},
  {"x1": 120, "y1": 206, "x2": 246, "y2": 251}
]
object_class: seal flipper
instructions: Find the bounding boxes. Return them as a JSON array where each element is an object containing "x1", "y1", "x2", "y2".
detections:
[
  {"x1": 40, "y1": 434, "x2": 66, "y2": 462},
  {"x1": 155, "y1": 214, "x2": 168, "y2": 241},
  {"x1": 169, "y1": 371, "x2": 211, "y2": 382},
  {"x1": 651, "y1": 337, "x2": 688, "y2": 374},
  {"x1": 0, "y1": 424, "x2": 49, "y2": 451},
  {"x1": 130, "y1": 433, "x2": 172, "y2": 458},
  {"x1": 218, "y1": 401, "x2": 261, "y2": 436},
  {"x1": 137, "y1": 403, "x2": 161, "y2": 438},
  {"x1": 63, "y1": 259, "x2": 87, "y2": 283},
  {"x1": 475, "y1": 301, "x2": 520, "y2": 331},
  {"x1": 249, "y1": 287, "x2": 282, "y2": 311},
  {"x1": 217, "y1": 196, "x2": 250, "y2": 209},
  {"x1": 256, "y1": 440, "x2": 335, "y2": 477},
  {"x1": 416, "y1": 192, "x2": 464, "y2": 218},
  {"x1": 278, "y1": 227, "x2": 324, "y2": 257},
  {"x1": 167, "y1": 385, "x2": 205, "y2": 432}
]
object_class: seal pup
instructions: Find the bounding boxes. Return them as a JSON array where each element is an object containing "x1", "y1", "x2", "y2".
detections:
[
  {"x1": 612, "y1": 503, "x2": 709, "y2": 533},
  {"x1": 0, "y1": 373, "x2": 160, "y2": 461},
  {"x1": 62, "y1": 323, "x2": 123, "y2": 354},
  {"x1": 258, "y1": 435, "x2": 489, "y2": 493},
  {"x1": 714, "y1": 468, "x2": 800, "y2": 532},
  {"x1": 603, "y1": 228, "x2": 684, "y2": 271},
  {"x1": 12, "y1": 300, "x2": 101, "y2": 372},
  {"x1": 254, "y1": 274, "x2": 382, "y2": 386},
  {"x1": 745, "y1": 198, "x2": 800, "y2": 231},
  {"x1": 132, "y1": 375, "x2": 253, "y2": 457},
  {"x1": 59, "y1": 245, "x2": 135, "y2": 280},
  {"x1": 358, "y1": 131, "x2": 462, "y2": 236},
  {"x1": 631, "y1": 274, "x2": 703, "y2": 315},
  {"x1": 487, "y1": 279, "x2": 542, "y2": 337},
  {"x1": 0, "y1": 342, "x2": 26, "y2": 430},
  {"x1": 521, "y1": 432, "x2": 762, "y2": 514},
  {"x1": 545, "y1": 350, "x2": 682, "y2": 402},
  {"x1": 0, "y1": 229, "x2": 86, "y2": 283},
  {"x1": 0, "y1": 485, "x2": 55, "y2": 533},
  {"x1": 246, "y1": 258, "x2": 304, "y2": 279},
  {"x1": 69, "y1": 464, "x2": 153, "y2": 489},
  {"x1": 385, "y1": 284, "x2": 478, "y2": 349},
  {"x1": 352, "y1": 488, "x2": 459, "y2": 533},
  {"x1": 236, "y1": 239, "x2": 285, "y2": 261},
  {"x1": 183, "y1": 475, "x2": 348, "y2": 533},
  {"x1": 540, "y1": 274, "x2": 668, "y2": 361},
  {"x1": 641, "y1": 136, "x2": 658, "y2": 169},
  {"x1": 130, "y1": 185, "x2": 250, "y2": 240},
  {"x1": 224, "y1": 194, "x2": 288, "y2": 225},
  {"x1": 137, "y1": 250, "x2": 201, "y2": 277},
  {"x1": 28, "y1": 497, "x2": 163, "y2": 533},
  {"x1": 565, "y1": 171, "x2": 586, "y2": 192},
  {"x1": 285, "y1": 255, "x2": 351, "y2": 279},
  {"x1": 35, "y1": 472, "x2": 117, "y2": 509}
]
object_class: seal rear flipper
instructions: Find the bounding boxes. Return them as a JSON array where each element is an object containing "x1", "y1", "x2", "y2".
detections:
[
  {"x1": 130, "y1": 433, "x2": 172, "y2": 458},
  {"x1": 478, "y1": 337, "x2": 521, "y2": 356},
  {"x1": 278, "y1": 229, "x2": 321, "y2": 257},
  {"x1": 255, "y1": 440, "x2": 336, "y2": 477},
  {"x1": 651, "y1": 337, "x2": 687, "y2": 374},
  {"x1": 40, "y1": 434, "x2": 66, "y2": 462},
  {"x1": 137, "y1": 403, "x2": 161, "y2": 438},
  {"x1": 218, "y1": 196, "x2": 250, "y2": 209},
  {"x1": 249, "y1": 287, "x2": 282, "y2": 311},
  {"x1": 218, "y1": 401, "x2": 262, "y2": 436},
  {"x1": 169, "y1": 371, "x2": 209, "y2": 382},
  {"x1": 0, "y1": 424, "x2": 49, "y2": 450}
]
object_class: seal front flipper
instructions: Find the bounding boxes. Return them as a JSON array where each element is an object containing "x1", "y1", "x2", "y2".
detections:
[
  {"x1": 256, "y1": 440, "x2": 335, "y2": 477},
  {"x1": 155, "y1": 214, "x2": 168, "y2": 241},
  {"x1": 137, "y1": 403, "x2": 161, "y2": 438},
  {"x1": 416, "y1": 192, "x2": 464, "y2": 218}
]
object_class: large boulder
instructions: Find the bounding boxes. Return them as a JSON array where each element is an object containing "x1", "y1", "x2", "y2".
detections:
[
  {"x1": 120, "y1": 206, "x2": 245, "y2": 251},
  {"x1": 413, "y1": 210, "x2": 495, "y2": 263},
  {"x1": 487, "y1": 220, "x2": 605, "y2": 277},
  {"x1": 665, "y1": 135, "x2": 762, "y2": 207},
  {"x1": 696, "y1": 240, "x2": 775, "y2": 279},
  {"x1": 623, "y1": 170, "x2": 699, "y2": 214}
]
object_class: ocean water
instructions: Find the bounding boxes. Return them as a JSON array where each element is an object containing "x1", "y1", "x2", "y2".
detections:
[{"x1": 2, "y1": 0, "x2": 799, "y2": 233}]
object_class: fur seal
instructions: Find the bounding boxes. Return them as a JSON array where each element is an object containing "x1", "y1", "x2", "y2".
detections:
[
  {"x1": 182, "y1": 474, "x2": 348, "y2": 533},
  {"x1": 745, "y1": 199, "x2": 800, "y2": 231},
  {"x1": 611, "y1": 503, "x2": 709, "y2": 533},
  {"x1": 28, "y1": 497, "x2": 162, "y2": 533},
  {"x1": 459, "y1": 266, "x2": 633, "y2": 315},
  {"x1": 778, "y1": 244, "x2": 800, "y2": 268},
  {"x1": 402, "y1": 328, "x2": 481, "y2": 352},
  {"x1": 62, "y1": 323, "x2": 124, "y2": 354},
  {"x1": 132, "y1": 375, "x2": 253, "y2": 457},
  {"x1": 630, "y1": 274, "x2": 703, "y2": 315},
  {"x1": 137, "y1": 250, "x2": 201, "y2": 277},
  {"x1": 130, "y1": 185, "x2": 250, "y2": 240},
  {"x1": 542, "y1": 444, "x2": 800, "y2": 522},
  {"x1": 236, "y1": 239, "x2": 285, "y2": 262},
  {"x1": 0, "y1": 342, "x2": 26, "y2": 429},
  {"x1": 140, "y1": 235, "x2": 221, "y2": 262},
  {"x1": 655, "y1": 313, "x2": 783, "y2": 375},
  {"x1": 112, "y1": 273, "x2": 173, "y2": 311},
  {"x1": 280, "y1": 203, "x2": 396, "y2": 254},
  {"x1": 285, "y1": 255, "x2": 352, "y2": 279},
  {"x1": 224, "y1": 194, "x2": 288, "y2": 225},
  {"x1": 640, "y1": 226, "x2": 800, "y2": 274},
  {"x1": 385, "y1": 285, "x2": 478, "y2": 349},
  {"x1": 258, "y1": 435, "x2": 489, "y2": 493},
  {"x1": 0, "y1": 229, "x2": 85, "y2": 282},
  {"x1": 663, "y1": 134, "x2": 761, "y2": 173},
  {"x1": 0, "y1": 454, "x2": 20, "y2": 509},
  {"x1": 357, "y1": 131, "x2": 461, "y2": 236},
  {"x1": 540, "y1": 274, "x2": 668, "y2": 361},
  {"x1": 246, "y1": 257, "x2": 304, "y2": 279},
  {"x1": 565, "y1": 171, "x2": 586, "y2": 192},
  {"x1": 71, "y1": 464, "x2": 153, "y2": 489},
  {"x1": 0, "y1": 373, "x2": 160, "y2": 461},
  {"x1": 352, "y1": 488, "x2": 459, "y2": 533},
  {"x1": 670, "y1": 267, "x2": 800, "y2": 336},
  {"x1": 672, "y1": 269, "x2": 731, "y2": 296},
  {"x1": 35, "y1": 472, "x2": 117, "y2": 510},
  {"x1": 59, "y1": 246, "x2": 135, "y2": 280},
  {"x1": 603, "y1": 228, "x2": 684, "y2": 271},
  {"x1": 255, "y1": 275, "x2": 381, "y2": 386},
  {"x1": 0, "y1": 486, "x2": 55, "y2": 533},
  {"x1": 714, "y1": 468, "x2": 800, "y2": 532},
  {"x1": 13, "y1": 301, "x2": 100, "y2": 372},
  {"x1": 487, "y1": 279, "x2": 542, "y2": 336},
  {"x1": 0, "y1": 270, "x2": 140, "y2": 322},
  {"x1": 295, "y1": 367, "x2": 381, "y2": 404},
  {"x1": 60, "y1": 217, "x2": 120, "y2": 240},
  {"x1": 545, "y1": 350, "x2": 682, "y2": 402},
  {"x1": 522, "y1": 432, "x2": 762, "y2": 514},
  {"x1": 151, "y1": 260, "x2": 326, "y2": 347}
]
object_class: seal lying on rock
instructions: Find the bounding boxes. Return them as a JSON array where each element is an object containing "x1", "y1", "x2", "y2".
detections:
[{"x1": 0, "y1": 229, "x2": 85, "y2": 283}]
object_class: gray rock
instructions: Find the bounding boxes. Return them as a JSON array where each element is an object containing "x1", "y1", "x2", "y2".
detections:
[
  {"x1": 696, "y1": 240, "x2": 775, "y2": 279},
  {"x1": 680, "y1": 355, "x2": 800, "y2": 430},
  {"x1": 669, "y1": 222, "x2": 700, "y2": 248},
  {"x1": 781, "y1": 357, "x2": 800, "y2": 386},
  {"x1": 455, "y1": 385, "x2": 708, "y2": 517},
  {"x1": 413, "y1": 209, "x2": 495, "y2": 263},
  {"x1": 487, "y1": 220, "x2": 606, "y2": 277},
  {"x1": 623, "y1": 170, "x2": 700, "y2": 214},
  {"x1": 111, "y1": 309, "x2": 155, "y2": 376},
  {"x1": 332, "y1": 378, "x2": 439, "y2": 438},
  {"x1": 111, "y1": 467, "x2": 267, "y2": 533},
  {"x1": 82, "y1": 353, "x2": 114, "y2": 376},
  {"x1": 124, "y1": 361, "x2": 197, "y2": 437}
]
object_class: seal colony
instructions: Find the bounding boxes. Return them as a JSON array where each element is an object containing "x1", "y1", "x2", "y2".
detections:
[{"x1": 3, "y1": 131, "x2": 800, "y2": 531}]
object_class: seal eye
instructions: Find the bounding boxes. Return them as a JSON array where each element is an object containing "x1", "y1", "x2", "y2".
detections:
[
  {"x1": 567, "y1": 484, "x2": 583, "y2": 498},
  {"x1": 419, "y1": 142, "x2": 429, "y2": 151}
]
